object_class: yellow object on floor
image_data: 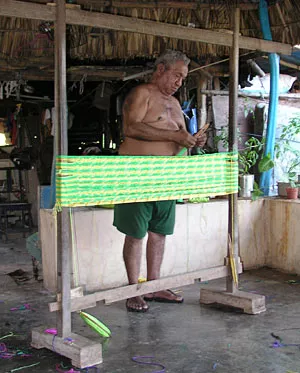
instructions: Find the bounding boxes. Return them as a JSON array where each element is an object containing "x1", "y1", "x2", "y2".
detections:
[{"x1": 138, "y1": 277, "x2": 147, "y2": 283}]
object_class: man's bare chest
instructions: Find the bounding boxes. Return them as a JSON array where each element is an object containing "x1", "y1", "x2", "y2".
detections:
[{"x1": 145, "y1": 97, "x2": 183, "y2": 123}]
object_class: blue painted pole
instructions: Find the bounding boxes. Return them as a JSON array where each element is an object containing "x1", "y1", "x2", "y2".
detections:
[{"x1": 258, "y1": 0, "x2": 280, "y2": 195}]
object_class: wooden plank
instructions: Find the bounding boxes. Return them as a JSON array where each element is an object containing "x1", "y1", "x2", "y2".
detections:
[
  {"x1": 40, "y1": 209, "x2": 57, "y2": 292},
  {"x1": 31, "y1": 327, "x2": 102, "y2": 368},
  {"x1": 49, "y1": 263, "x2": 243, "y2": 312},
  {"x1": 0, "y1": 69, "x2": 125, "y2": 81},
  {"x1": 227, "y1": 7, "x2": 240, "y2": 293},
  {"x1": 49, "y1": 293, "x2": 97, "y2": 313},
  {"x1": 18, "y1": 0, "x2": 259, "y2": 10},
  {"x1": 200, "y1": 89, "x2": 300, "y2": 99},
  {"x1": 262, "y1": 55, "x2": 300, "y2": 71},
  {"x1": 109, "y1": 1, "x2": 258, "y2": 10},
  {"x1": 55, "y1": 0, "x2": 71, "y2": 338},
  {"x1": 56, "y1": 286, "x2": 84, "y2": 302},
  {"x1": 197, "y1": 74, "x2": 208, "y2": 129},
  {"x1": 123, "y1": 69, "x2": 153, "y2": 81},
  {"x1": 200, "y1": 288, "x2": 266, "y2": 314},
  {"x1": 0, "y1": 1, "x2": 292, "y2": 55}
]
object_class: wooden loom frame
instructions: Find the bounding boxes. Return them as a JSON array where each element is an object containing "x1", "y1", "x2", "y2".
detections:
[{"x1": 0, "y1": 0, "x2": 290, "y2": 367}]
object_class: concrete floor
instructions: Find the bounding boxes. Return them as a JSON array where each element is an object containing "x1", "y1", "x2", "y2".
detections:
[{"x1": 1, "y1": 237, "x2": 300, "y2": 373}]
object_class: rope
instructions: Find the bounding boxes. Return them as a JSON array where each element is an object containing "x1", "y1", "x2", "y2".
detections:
[{"x1": 56, "y1": 152, "x2": 238, "y2": 207}]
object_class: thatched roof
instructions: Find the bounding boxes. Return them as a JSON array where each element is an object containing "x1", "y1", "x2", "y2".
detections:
[{"x1": 0, "y1": 0, "x2": 299, "y2": 81}]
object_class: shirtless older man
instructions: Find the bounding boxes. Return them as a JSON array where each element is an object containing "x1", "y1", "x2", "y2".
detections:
[{"x1": 113, "y1": 50, "x2": 206, "y2": 312}]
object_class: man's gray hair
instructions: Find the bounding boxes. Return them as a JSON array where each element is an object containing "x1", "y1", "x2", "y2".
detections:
[{"x1": 154, "y1": 50, "x2": 190, "y2": 70}]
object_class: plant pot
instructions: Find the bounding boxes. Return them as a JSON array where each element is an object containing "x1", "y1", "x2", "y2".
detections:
[
  {"x1": 278, "y1": 182, "x2": 290, "y2": 197},
  {"x1": 238, "y1": 174, "x2": 254, "y2": 198},
  {"x1": 286, "y1": 187, "x2": 298, "y2": 199}
]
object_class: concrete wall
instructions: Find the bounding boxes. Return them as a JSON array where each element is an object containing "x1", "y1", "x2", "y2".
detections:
[
  {"x1": 40, "y1": 199, "x2": 269, "y2": 292},
  {"x1": 265, "y1": 199, "x2": 300, "y2": 274},
  {"x1": 40, "y1": 198, "x2": 300, "y2": 293}
]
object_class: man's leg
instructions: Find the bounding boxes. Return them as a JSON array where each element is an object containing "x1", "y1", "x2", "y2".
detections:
[
  {"x1": 123, "y1": 235, "x2": 149, "y2": 312},
  {"x1": 146, "y1": 231, "x2": 166, "y2": 281},
  {"x1": 146, "y1": 231, "x2": 183, "y2": 302}
]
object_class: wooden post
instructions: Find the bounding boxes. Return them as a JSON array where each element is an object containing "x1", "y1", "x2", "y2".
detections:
[
  {"x1": 200, "y1": 8, "x2": 266, "y2": 314},
  {"x1": 32, "y1": 2, "x2": 102, "y2": 367},
  {"x1": 197, "y1": 74, "x2": 207, "y2": 129},
  {"x1": 55, "y1": 0, "x2": 71, "y2": 337},
  {"x1": 227, "y1": 7, "x2": 240, "y2": 293}
]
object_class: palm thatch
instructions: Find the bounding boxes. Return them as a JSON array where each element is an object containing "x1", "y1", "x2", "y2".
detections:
[{"x1": 0, "y1": 0, "x2": 299, "y2": 79}]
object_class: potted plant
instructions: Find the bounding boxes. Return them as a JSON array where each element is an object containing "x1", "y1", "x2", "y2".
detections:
[
  {"x1": 238, "y1": 137, "x2": 263, "y2": 197},
  {"x1": 284, "y1": 160, "x2": 300, "y2": 199},
  {"x1": 215, "y1": 128, "x2": 274, "y2": 198},
  {"x1": 275, "y1": 115, "x2": 300, "y2": 197}
]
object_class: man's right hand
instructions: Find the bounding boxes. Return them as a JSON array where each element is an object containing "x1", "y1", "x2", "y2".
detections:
[{"x1": 173, "y1": 128, "x2": 197, "y2": 148}]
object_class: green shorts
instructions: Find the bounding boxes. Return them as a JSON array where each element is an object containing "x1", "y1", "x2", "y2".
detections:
[{"x1": 113, "y1": 200, "x2": 176, "y2": 239}]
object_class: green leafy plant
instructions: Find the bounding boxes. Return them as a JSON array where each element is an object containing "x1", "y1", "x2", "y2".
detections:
[
  {"x1": 252, "y1": 181, "x2": 264, "y2": 201},
  {"x1": 287, "y1": 160, "x2": 300, "y2": 188},
  {"x1": 275, "y1": 115, "x2": 300, "y2": 186},
  {"x1": 258, "y1": 152, "x2": 274, "y2": 173},
  {"x1": 238, "y1": 137, "x2": 263, "y2": 175},
  {"x1": 215, "y1": 127, "x2": 274, "y2": 176}
]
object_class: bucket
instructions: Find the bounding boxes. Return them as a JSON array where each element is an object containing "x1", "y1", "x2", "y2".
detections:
[
  {"x1": 238, "y1": 174, "x2": 254, "y2": 198},
  {"x1": 278, "y1": 182, "x2": 290, "y2": 197}
]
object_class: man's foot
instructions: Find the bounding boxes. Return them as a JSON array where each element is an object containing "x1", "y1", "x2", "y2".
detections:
[
  {"x1": 144, "y1": 289, "x2": 184, "y2": 303},
  {"x1": 126, "y1": 296, "x2": 149, "y2": 313}
]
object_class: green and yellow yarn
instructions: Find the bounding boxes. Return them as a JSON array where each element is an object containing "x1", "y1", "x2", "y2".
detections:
[{"x1": 56, "y1": 152, "x2": 238, "y2": 207}]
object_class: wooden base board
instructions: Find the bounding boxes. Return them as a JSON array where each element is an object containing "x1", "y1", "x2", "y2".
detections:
[
  {"x1": 31, "y1": 327, "x2": 102, "y2": 368},
  {"x1": 200, "y1": 288, "x2": 266, "y2": 314},
  {"x1": 49, "y1": 264, "x2": 243, "y2": 312}
]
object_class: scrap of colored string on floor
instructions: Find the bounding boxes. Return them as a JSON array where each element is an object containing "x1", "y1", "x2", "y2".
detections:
[
  {"x1": 0, "y1": 333, "x2": 40, "y2": 372},
  {"x1": 10, "y1": 304, "x2": 34, "y2": 311},
  {"x1": 286, "y1": 280, "x2": 300, "y2": 284},
  {"x1": 56, "y1": 362, "x2": 100, "y2": 372},
  {"x1": 7, "y1": 362, "x2": 40, "y2": 372},
  {"x1": 0, "y1": 343, "x2": 32, "y2": 359},
  {"x1": 0, "y1": 332, "x2": 21, "y2": 341},
  {"x1": 271, "y1": 333, "x2": 300, "y2": 348},
  {"x1": 213, "y1": 362, "x2": 220, "y2": 370},
  {"x1": 132, "y1": 356, "x2": 165, "y2": 372}
]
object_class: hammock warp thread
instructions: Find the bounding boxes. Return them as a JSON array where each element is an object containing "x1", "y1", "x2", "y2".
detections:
[{"x1": 56, "y1": 152, "x2": 238, "y2": 207}]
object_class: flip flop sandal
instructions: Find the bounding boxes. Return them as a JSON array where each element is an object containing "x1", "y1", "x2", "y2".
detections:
[
  {"x1": 143, "y1": 294, "x2": 154, "y2": 302},
  {"x1": 145, "y1": 290, "x2": 184, "y2": 304}
]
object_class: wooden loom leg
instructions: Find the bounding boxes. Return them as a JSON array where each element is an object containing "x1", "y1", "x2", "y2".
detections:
[
  {"x1": 200, "y1": 8, "x2": 266, "y2": 315},
  {"x1": 31, "y1": 1, "x2": 103, "y2": 368},
  {"x1": 31, "y1": 327, "x2": 102, "y2": 369},
  {"x1": 199, "y1": 257, "x2": 266, "y2": 315},
  {"x1": 199, "y1": 288, "x2": 266, "y2": 315}
]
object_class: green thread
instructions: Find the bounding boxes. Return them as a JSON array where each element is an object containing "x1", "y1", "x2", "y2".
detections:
[
  {"x1": 56, "y1": 153, "x2": 238, "y2": 207},
  {"x1": 0, "y1": 332, "x2": 20, "y2": 340},
  {"x1": 8, "y1": 362, "x2": 40, "y2": 372}
]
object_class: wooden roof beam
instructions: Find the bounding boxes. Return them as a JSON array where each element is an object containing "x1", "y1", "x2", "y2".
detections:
[
  {"x1": 0, "y1": 69, "x2": 125, "y2": 81},
  {"x1": 13, "y1": 0, "x2": 259, "y2": 10},
  {"x1": 0, "y1": 0, "x2": 292, "y2": 55}
]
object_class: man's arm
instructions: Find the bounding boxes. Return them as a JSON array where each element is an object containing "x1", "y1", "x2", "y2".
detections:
[{"x1": 122, "y1": 85, "x2": 196, "y2": 148}]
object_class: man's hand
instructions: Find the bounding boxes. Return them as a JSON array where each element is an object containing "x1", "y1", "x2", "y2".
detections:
[
  {"x1": 193, "y1": 124, "x2": 209, "y2": 148},
  {"x1": 173, "y1": 128, "x2": 197, "y2": 148},
  {"x1": 194, "y1": 132, "x2": 207, "y2": 148}
]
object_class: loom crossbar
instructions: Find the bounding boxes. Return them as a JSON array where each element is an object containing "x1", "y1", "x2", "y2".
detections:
[{"x1": 49, "y1": 263, "x2": 243, "y2": 312}]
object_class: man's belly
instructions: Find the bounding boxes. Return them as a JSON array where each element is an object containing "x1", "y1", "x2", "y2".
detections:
[{"x1": 119, "y1": 138, "x2": 181, "y2": 156}]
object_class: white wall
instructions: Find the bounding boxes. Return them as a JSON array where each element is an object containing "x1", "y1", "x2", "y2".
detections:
[
  {"x1": 41, "y1": 199, "x2": 269, "y2": 292},
  {"x1": 40, "y1": 198, "x2": 300, "y2": 293}
]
